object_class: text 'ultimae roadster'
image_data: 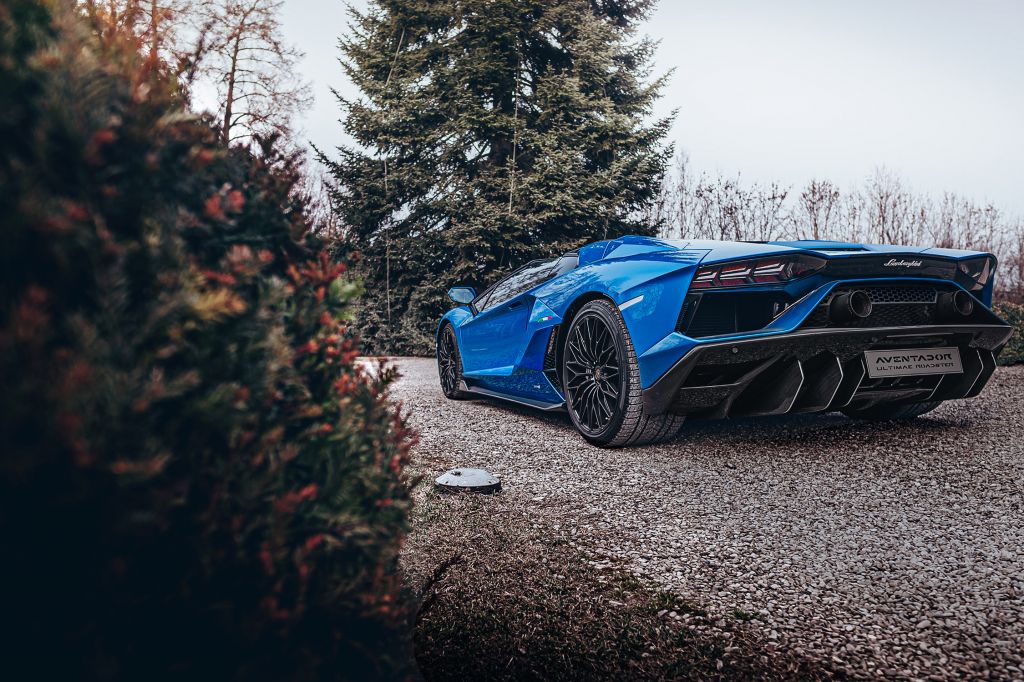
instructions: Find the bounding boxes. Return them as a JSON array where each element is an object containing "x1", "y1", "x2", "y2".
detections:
[{"x1": 437, "y1": 236, "x2": 1012, "y2": 446}]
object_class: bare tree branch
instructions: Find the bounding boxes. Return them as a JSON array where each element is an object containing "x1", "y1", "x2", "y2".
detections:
[
  {"x1": 654, "y1": 150, "x2": 1024, "y2": 300},
  {"x1": 197, "y1": 0, "x2": 312, "y2": 146}
]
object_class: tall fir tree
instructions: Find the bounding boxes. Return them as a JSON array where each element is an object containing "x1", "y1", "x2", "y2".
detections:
[{"x1": 322, "y1": 0, "x2": 672, "y2": 354}]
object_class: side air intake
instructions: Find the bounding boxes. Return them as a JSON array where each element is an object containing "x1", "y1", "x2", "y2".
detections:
[{"x1": 543, "y1": 325, "x2": 561, "y2": 390}]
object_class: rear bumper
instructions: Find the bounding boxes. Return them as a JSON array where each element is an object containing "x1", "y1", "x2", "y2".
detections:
[{"x1": 642, "y1": 324, "x2": 1012, "y2": 418}]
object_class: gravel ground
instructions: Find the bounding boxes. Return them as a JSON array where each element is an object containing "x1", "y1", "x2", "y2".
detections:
[{"x1": 392, "y1": 358, "x2": 1024, "y2": 680}]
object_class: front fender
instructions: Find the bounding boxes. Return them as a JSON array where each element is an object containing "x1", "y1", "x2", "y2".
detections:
[{"x1": 438, "y1": 306, "x2": 473, "y2": 346}]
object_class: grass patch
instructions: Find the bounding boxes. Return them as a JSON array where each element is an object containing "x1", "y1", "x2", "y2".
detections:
[{"x1": 732, "y1": 608, "x2": 764, "y2": 623}]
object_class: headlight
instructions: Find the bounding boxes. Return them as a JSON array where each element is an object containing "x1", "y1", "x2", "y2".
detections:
[
  {"x1": 690, "y1": 255, "x2": 826, "y2": 289},
  {"x1": 955, "y1": 256, "x2": 995, "y2": 292}
]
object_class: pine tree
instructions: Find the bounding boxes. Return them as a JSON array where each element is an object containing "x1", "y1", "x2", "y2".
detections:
[{"x1": 321, "y1": 0, "x2": 672, "y2": 353}]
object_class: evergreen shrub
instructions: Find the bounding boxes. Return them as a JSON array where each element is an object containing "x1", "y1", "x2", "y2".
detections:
[
  {"x1": 994, "y1": 301, "x2": 1024, "y2": 366},
  {"x1": 0, "y1": 2, "x2": 415, "y2": 679}
]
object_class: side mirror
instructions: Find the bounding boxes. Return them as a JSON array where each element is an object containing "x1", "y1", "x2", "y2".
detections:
[{"x1": 447, "y1": 286, "x2": 476, "y2": 305}]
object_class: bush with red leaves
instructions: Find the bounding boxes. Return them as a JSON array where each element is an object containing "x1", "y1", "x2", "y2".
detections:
[{"x1": 0, "y1": 3, "x2": 415, "y2": 680}]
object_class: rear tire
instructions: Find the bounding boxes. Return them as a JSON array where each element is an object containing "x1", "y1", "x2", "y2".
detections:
[
  {"x1": 437, "y1": 324, "x2": 471, "y2": 399},
  {"x1": 842, "y1": 400, "x2": 942, "y2": 421},
  {"x1": 562, "y1": 299, "x2": 686, "y2": 447}
]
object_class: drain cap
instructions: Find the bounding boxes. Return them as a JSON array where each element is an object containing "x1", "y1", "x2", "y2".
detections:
[{"x1": 435, "y1": 468, "x2": 501, "y2": 494}]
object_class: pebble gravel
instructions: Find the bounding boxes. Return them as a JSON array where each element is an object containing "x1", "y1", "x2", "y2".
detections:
[{"x1": 392, "y1": 358, "x2": 1024, "y2": 680}]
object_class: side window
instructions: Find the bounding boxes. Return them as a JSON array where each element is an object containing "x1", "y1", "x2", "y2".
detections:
[
  {"x1": 471, "y1": 265, "x2": 526, "y2": 311},
  {"x1": 552, "y1": 254, "x2": 578, "y2": 277},
  {"x1": 479, "y1": 259, "x2": 557, "y2": 311}
]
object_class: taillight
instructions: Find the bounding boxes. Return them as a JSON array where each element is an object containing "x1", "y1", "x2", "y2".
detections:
[
  {"x1": 955, "y1": 256, "x2": 995, "y2": 292},
  {"x1": 690, "y1": 255, "x2": 826, "y2": 289}
]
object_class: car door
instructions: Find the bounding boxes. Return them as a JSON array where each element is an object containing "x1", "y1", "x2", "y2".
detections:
[{"x1": 460, "y1": 259, "x2": 560, "y2": 375}]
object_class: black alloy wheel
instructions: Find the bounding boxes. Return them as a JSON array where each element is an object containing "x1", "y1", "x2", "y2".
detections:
[
  {"x1": 564, "y1": 313, "x2": 623, "y2": 435},
  {"x1": 437, "y1": 324, "x2": 469, "y2": 399},
  {"x1": 562, "y1": 299, "x2": 686, "y2": 447}
]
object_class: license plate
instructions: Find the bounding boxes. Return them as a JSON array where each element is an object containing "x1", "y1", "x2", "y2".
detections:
[{"x1": 864, "y1": 347, "x2": 963, "y2": 378}]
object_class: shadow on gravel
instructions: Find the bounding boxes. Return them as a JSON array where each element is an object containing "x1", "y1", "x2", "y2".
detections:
[
  {"x1": 463, "y1": 396, "x2": 577, "y2": 431},
  {"x1": 462, "y1": 394, "x2": 972, "y2": 453},
  {"x1": 670, "y1": 411, "x2": 972, "y2": 446},
  {"x1": 407, "y1": 493, "x2": 841, "y2": 682}
]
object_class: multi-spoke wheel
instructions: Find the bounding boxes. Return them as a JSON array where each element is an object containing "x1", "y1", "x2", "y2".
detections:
[
  {"x1": 564, "y1": 313, "x2": 623, "y2": 435},
  {"x1": 437, "y1": 324, "x2": 470, "y2": 399},
  {"x1": 562, "y1": 300, "x2": 686, "y2": 447}
]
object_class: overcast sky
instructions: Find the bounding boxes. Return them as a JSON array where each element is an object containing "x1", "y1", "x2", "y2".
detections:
[{"x1": 276, "y1": 0, "x2": 1024, "y2": 213}]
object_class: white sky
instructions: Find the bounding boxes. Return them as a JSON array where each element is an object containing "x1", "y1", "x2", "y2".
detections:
[{"x1": 276, "y1": 0, "x2": 1024, "y2": 213}]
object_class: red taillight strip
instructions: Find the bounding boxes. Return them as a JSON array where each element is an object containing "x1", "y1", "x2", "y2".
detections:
[
  {"x1": 690, "y1": 255, "x2": 826, "y2": 290},
  {"x1": 718, "y1": 266, "x2": 752, "y2": 280},
  {"x1": 753, "y1": 262, "x2": 785, "y2": 275}
]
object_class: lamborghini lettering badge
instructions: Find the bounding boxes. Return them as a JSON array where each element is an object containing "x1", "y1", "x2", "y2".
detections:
[
  {"x1": 883, "y1": 258, "x2": 924, "y2": 268},
  {"x1": 864, "y1": 347, "x2": 963, "y2": 378}
]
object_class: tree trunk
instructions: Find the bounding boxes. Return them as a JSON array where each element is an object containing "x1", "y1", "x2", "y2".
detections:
[
  {"x1": 221, "y1": 33, "x2": 241, "y2": 144},
  {"x1": 148, "y1": 0, "x2": 159, "y2": 61}
]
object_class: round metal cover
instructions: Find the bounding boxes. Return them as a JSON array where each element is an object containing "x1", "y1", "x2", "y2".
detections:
[{"x1": 435, "y1": 468, "x2": 501, "y2": 494}]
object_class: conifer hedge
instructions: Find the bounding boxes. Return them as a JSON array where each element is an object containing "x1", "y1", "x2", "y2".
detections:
[
  {"x1": 325, "y1": 0, "x2": 672, "y2": 354},
  {"x1": 994, "y1": 301, "x2": 1024, "y2": 366},
  {"x1": 0, "y1": 2, "x2": 415, "y2": 679}
]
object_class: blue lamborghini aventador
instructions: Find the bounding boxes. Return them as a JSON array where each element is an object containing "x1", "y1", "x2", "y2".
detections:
[{"x1": 436, "y1": 236, "x2": 1012, "y2": 446}]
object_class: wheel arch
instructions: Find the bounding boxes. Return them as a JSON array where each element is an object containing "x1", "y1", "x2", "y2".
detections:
[
  {"x1": 554, "y1": 292, "x2": 617, "y2": 378},
  {"x1": 436, "y1": 318, "x2": 454, "y2": 343},
  {"x1": 555, "y1": 291, "x2": 688, "y2": 446},
  {"x1": 437, "y1": 307, "x2": 472, "y2": 344}
]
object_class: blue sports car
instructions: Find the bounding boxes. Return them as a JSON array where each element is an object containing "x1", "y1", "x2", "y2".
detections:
[{"x1": 436, "y1": 236, "x2": 1012, "y2": 446}]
